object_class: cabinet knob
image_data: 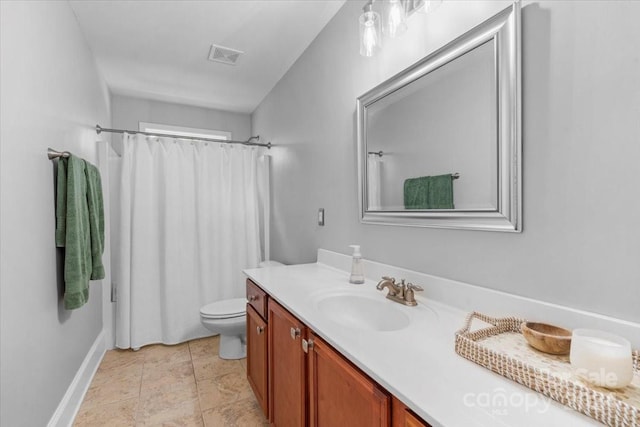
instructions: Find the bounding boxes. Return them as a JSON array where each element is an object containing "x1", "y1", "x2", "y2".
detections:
[
  {"x1": 256, "y1": 326, "x2": 264, "y2": 335},
  {"x1": 290, "y1": 327, "x2": 301, "y2": 340},
  {"x1": 248, "y1": 295, "x2": 258, "y2": 302}
]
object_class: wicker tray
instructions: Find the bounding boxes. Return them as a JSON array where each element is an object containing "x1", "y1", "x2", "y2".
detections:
[{"x1": 455, "y1": 312, "x2": 640, "y2": 426}]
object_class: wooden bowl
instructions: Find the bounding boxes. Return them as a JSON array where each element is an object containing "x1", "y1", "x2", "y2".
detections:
[{"x1": 521, "y1": 322, "x2": 572, "y2": 355}]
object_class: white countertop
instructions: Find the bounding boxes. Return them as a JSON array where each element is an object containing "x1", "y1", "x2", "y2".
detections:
[{"x1": 244, "y1": 260, "x2": 604, "y2": 427}]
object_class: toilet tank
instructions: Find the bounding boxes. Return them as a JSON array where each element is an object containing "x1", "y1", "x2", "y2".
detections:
[{"x1": 258, "y1": 260, "x2": 284, "y2": 268}]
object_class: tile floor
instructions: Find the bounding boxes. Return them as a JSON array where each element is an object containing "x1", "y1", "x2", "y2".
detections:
[{"x1": 74, "y1": 336, "x2": 268, "y2": 426}]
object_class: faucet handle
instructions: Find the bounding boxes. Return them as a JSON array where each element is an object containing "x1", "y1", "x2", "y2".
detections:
[
  {"x1": 406, "y1": 282, "x2": 423, "y2": 292},
  {"x1": 381, "y1": 276, "x2": 395, "y2": 283},
  {"x1": 403, "y1": 282, "x2": 423, "y2": 306}
]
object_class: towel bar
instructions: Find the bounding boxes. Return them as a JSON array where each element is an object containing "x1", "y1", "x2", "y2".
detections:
[{"x1": 47, "y1": 148, "x2": 70, "y2": 160}]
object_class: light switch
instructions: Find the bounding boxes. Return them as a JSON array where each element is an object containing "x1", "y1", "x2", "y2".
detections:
[{"x1": 318, "y1": 208, "x2": 325, "y2": 226}]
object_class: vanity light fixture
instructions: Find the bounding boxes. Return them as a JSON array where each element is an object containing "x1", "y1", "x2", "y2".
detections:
[
  {"x1": 359, "y1": 1, "x2": 382, "y2": 57},
  {"x1": 413, "y1": 0, "x2": 442, "y2": 14},
  {"x1": 359, "y1": 0, "x2": 443, "y2": 57},
  {"x1": 384, "y1": 0, "x2": 408, "y2": 37}
]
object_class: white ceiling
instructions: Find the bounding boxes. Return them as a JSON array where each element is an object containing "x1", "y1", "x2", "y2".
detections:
[{"x1": 69, "y1": 0, "x2": 345, "y2": 114}]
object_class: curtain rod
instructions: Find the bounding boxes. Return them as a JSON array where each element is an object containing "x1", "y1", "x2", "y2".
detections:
[{"x1": 95, "y1": 125, "x2": 272, "y2": 149}]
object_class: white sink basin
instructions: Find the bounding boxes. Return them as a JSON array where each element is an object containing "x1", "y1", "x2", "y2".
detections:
[{"x1": 315, "y1": 292, "x2": 411, "y2": 332}]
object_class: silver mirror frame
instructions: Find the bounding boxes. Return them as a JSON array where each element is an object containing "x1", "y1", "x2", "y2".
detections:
[{"x1": 356, "y1": 3, "x2": 521, "y2": 232}]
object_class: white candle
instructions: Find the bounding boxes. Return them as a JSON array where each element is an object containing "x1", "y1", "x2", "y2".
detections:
[{"x1": 570, "y1": 329, "x2": 634, "y2": 389}]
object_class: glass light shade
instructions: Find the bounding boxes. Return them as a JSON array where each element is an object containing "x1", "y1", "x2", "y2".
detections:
[
  {"x1": 384, "y1": 0, "x2": 408, "y2": 38},
  {"x1": 418, "y1": 0, "x2": 442, "y2": 13},
  {"x1": 359, "y1": 9, "x2": 382, "y2": 57}
]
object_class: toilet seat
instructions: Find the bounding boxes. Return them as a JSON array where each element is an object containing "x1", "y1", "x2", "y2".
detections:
[{"x1": 200, "y1": 298, "x2": 246, "y2": 319}]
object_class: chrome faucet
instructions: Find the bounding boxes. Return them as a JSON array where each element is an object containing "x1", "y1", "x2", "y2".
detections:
[{"x1": 376, "y1": 276, "x2": 423, "y2": 306}]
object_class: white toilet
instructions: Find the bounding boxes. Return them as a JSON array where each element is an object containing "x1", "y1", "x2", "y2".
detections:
[{"x1": 199, "y1": 260, "x2": 283, "y2": 359}]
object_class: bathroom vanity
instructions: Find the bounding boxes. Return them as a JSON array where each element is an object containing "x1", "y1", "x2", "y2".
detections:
[
  {"x1": 246, "y1": 277, "x2": 425, "y2": 426},
  {"x1": 244, "y1": 250, "x2": 636, "y2": 426}
]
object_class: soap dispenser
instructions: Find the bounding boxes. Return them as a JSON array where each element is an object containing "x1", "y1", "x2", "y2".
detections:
[{"x1": 349, "y1": 245, "x2": 365, "y2": 284}]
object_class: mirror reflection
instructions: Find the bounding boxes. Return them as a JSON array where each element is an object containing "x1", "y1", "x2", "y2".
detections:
[
  {"x1": 365, "y1": 40, "x2": 497, "y2": 211},
  {"x1": 357, "y1": 3, "x2": 521, "y2": 232}
]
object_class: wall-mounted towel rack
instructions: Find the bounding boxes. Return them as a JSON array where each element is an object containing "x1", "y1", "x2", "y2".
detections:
[{"x1": 47, "y1": 148, "x2": 70, "y2": 160}]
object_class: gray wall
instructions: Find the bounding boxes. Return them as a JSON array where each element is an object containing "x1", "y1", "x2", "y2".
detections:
[
  {"x1": 252, "y1": 1, "x2": 640, "y2": 323},
  {"x1": 0, "y1": 2, "x2": 110, "y2": 426},
  {"x1": 110, "y1": 94, "x2": 252, "y2": 153}
]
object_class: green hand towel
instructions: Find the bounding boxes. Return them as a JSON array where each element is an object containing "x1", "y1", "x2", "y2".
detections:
[
  {"x1": 85, "y1": 162, "x2": 105, "y2": 280},
  {"x1": 404, "y1": 174, "x2": 454, "y2": 209},
  {"x1": 55, "y1": 159, "x2": 68, "y2": 247},
  {"x1": 55, "y1": 155, "x2": 105, "y2": 309}
]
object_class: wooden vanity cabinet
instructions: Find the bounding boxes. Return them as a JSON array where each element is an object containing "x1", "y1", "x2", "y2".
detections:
[
  {"x1": 247, "y1": 278, "x2": 268, "y2": 318},
  {"x1": 248, "y1": 291, "x2": 431, "y2": 427},
  {"x1": 308, "y1": 332, "x2": 390, "y2": 427},
  {"x1": 246, "y1": 279, "x2": 269, "y2": 418},
  {"x1": 268, "y1": 299, "x2": 308, "y2": 426},
  {"x1": 392, "y1": 397, "x2": 431, "y2": 427},
  {"x1": 246, "y1": 304, "x2": 269, "y2": 418}
]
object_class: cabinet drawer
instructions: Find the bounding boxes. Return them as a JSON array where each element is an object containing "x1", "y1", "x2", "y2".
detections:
[{"x1": 246, "y1": 279, "x2": 268, "y2": 319}]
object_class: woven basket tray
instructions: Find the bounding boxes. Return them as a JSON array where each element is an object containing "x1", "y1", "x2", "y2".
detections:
[{"x1": 455, "y1": 312, "x2": 640, "y2": 426}]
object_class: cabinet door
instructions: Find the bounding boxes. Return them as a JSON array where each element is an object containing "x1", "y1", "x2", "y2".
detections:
[
  {"x1": 391, "y1": 397, "x2": 431, "y2": 427},
  {"x1": 246, "y1": 304, "x2": 268, "y2": 418},
  {"x1": 308, "y1": 333, "x2": 390, "y2": 427},
  {"x1": 404, "y1": 412, "x2": 429, "y2": 427},
  {"x1": 268, "y1": 299, "x2": 307, "y2": 426}
]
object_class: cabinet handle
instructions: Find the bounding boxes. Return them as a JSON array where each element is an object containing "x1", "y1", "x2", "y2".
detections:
[
  {"x1": 248, "y1": 295, "x2": 258, "y2": 302},
  {"x1": 302, "y1": 338, "x2": 314, "y2": 353},
  {"x1": 256, "y1": 326, "x2": 264, "y2": 335},
  {"x1": 290, "y1": 327, "x2": 301, "y2": 340}
]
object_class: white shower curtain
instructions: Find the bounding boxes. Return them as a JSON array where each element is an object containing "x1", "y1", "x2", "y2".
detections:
[
  {"x1": 116, "y1": 134, "x2": 261, "y2": 349},
  {"x1": 367, "y1": 156, "x2": 382, "y2": 210}
]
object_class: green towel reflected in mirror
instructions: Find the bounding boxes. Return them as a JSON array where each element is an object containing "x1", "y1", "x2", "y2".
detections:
[{"x1": 404, "y1": 174, "x2": 454, "y2": 210}]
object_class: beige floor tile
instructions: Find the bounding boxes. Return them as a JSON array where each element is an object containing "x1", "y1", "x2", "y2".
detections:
[
  {"x1": 76, "y1": 338, "x2": 261, "y2": 426},
  {"x1": 99, "y1": 348, "x2": 145, "y2": 372},
  {"x1": 188, "y1": 336, "x2": 220, "y2": 360},
  {"x1": 201, "y1": 397, "x2": 268, "y2": 427},
  {"x1": 192, "y1": 356, "x2": 243, "y2": 382},
  {"x1": 137, "y1": 413, "x2": 204, "y2": 427},
  {"x1": 141, "y1": 360, "x2": 195, "y2": 394},
  {"x1": 136, "y1": 391, "x2": 202, "y2": 426},
  {"x1": 239, "y1": 357, "x2": 247, "y2": 372},
  {"x1": 137, "y1": 379, "x2": 198, "y2": 416},
  {"x1": 74, "y1": 397, "x2": 138, "y2": 426},
  {"x1": 82, "y1": 372, "x2": 142, "y2": 408},
  {"x1": 143, "y1": 342, "x2": 192, "y2": 367},
  {"x1": 91, "y1": 362, "x2": 144, "y2": 388},
  {"x1": 196, "y1": 370, "x2": 254, "y2": 411}
]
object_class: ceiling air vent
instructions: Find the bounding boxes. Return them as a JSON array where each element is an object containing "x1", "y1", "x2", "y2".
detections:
[{"x1": 208, "y1": 44, "x2": 243, "y2": 66}]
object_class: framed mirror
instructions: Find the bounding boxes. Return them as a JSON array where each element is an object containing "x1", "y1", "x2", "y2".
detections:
[{"x1": 356, "y1": 3, "x2": 521, "y2": 232}]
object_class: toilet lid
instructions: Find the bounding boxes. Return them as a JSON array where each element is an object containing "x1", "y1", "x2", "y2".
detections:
[{"x1": 200, "y1": 298, "x2": 246, "y2": 319}]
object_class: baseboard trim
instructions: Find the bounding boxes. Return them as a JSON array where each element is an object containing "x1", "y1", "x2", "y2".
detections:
[{"x1": 47, "y1": 329, "x2": 107, "y2": 427}]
